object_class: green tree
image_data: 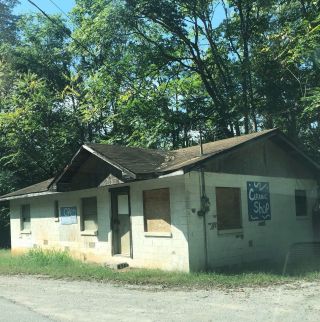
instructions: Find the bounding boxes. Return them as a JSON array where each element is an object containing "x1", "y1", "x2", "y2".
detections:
[
  {"x1": 68, "y1": 0, "x2": 319, "y2": 154},
  {"x1": 0, "y1": 73, "x2": 80, "y2": 188},
  {"x1": 4, "y1": 13, "x2": 72, "y2": 91},
  {"x1": 1, "y1": 0, "x2": 320, "y2": 191},
  {"x1": 0, "y1": 0, "x2": 19, "y2": 45}
]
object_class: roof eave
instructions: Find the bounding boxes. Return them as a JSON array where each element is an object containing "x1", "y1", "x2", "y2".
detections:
[
  {"x1": 83, "y1": 145, "x2": 137, "y2": 179},
  {"x1": 276, "y1": 132, "x2": 320, "y2": 171},
  {"x1": 48, "y1": 145, "x2": 85, "y2": 190},
  {"x1": 0, "y1": 191, "x2": 59, "y2": 202},
  {"x1": 48, "y1": 145, "x2": 138, "y2": 190},
  {"x1": 181, "y1": 129, "x2": 320, "y2": 174}
]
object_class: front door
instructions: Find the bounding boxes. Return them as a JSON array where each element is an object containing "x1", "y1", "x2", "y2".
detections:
[{"x1": 110, "y1": 187, "x2": 132, "y2": 257}]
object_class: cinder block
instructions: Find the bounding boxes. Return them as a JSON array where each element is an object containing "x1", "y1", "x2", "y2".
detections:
[{"x1": 104, "y1": 262, "x2": 129, "y2": 270}]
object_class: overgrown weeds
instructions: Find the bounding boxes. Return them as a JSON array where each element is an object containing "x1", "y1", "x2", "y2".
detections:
[{"x1": 0, "y1": 249, "x2": 319, "y2": 289}]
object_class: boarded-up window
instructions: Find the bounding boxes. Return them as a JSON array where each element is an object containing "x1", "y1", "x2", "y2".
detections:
[
  {"x1": 295, "y1": 190, "x2": 307, "y2": 217},
  {"x1": 81, "y1": 197, "x2": 98, "y2": 231},
  {"x1": 216, "y1": 187, "x2": 242, "y2": 230},
  {"x1": 143, "y1": 188, "x2": 171, "y2": 232},
  {"x1": 21, "y1": 204, "x2": 31, "y2": 231}
]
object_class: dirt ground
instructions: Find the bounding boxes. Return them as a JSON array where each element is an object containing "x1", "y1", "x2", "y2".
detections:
[{"x1": 0, "y1": 275, "x2": 319, "y2": 322}]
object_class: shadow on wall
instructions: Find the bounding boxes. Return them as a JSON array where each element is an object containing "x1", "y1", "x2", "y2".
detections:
[
  {"x1": 213, "y1": 242, "x2": 320, "y2": 276},
  {"x1": 0, "y1": 224, "x2": 11, "y2": 248},
  {"x1": 0, "y1": 202, "x2": 11, "y2": 249}
]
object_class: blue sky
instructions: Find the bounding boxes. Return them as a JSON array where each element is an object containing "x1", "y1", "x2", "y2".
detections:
[
  {"x1": 14, "y1": 0, "x2": 225, "y2": 28},
  {"x1": 15, "y1": 0, "x2": 76, "y2": 15}
]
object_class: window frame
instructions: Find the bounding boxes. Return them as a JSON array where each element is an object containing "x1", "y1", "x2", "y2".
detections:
[
  {"x1": 54, "y1": 200, "x2": 59, "y2": 222},
  {"x1": 20, "y1": 204, "x2": 31, "y2": 232},
  {"x1": 215, "y1": 187, "x2": 243, "y2": 233},
  {"x1": 143, "y1": 188, "x2": 171, "y2": 235},
  {"x1": 81, "y1": 196, "x2": 98, "y2": 234}
]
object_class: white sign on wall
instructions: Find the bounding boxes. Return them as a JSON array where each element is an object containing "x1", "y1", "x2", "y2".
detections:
[
  {"x1": 60, "y1": 207, "x2": 77, "y2": 225},
  {"x1": 118, "y1": 195, "x2": 129, "y2": 215}
]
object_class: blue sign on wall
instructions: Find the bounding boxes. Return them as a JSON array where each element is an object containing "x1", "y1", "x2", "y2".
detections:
[
  {"x1": 60, "y1": 207, "x2": 77, "y2": 225},
  {"x1": 247, "y1": 182, "x2": 271, "y2": 221}
]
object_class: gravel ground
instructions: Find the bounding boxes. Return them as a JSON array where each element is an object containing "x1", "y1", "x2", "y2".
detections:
[{"x1": 0, "y1": 275, "x2": 319, "y2": 322}]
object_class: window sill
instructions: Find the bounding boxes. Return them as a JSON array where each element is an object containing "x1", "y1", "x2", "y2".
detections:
[
  {"x1": 296, "y1": 216, "x2": 309, "y2": 220},
  {"x1": 218, "y1": 229, "x2": 243, "y2": 236},
  {"x1": 144, "y1": 232, "x2": 172, "y2": 238},
  {"x1": 113, "y1": 254, "x2": 131, "y2": 258},
  {"x1": 80, "y1": 230, "x2": 97, "y2": 236},
  {"x1": 20, "y1": 230, "x2": 31, "y2": 235}
]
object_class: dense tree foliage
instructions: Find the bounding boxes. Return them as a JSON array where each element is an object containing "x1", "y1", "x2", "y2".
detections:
[
  {"x1": 0, "y1": 0, "x2": 18, "y2": 45},
  {"x1": 0, "y1": 0, "x2": 320, "y2": 193},
  {"x1": 0, "y1": 7, "x2": 81, "y2": 191}
]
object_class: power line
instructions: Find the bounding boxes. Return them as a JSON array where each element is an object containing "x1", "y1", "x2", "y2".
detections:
[
  {"x1": 27, "y1": 0, "x2": 245, "y2": 139},
  {"x1": 27, "y1": 0, "x2": 70, "y2": 33},
  {"x1": 27, "y1": 0, "x2": 147, "y2": 108},
  {"x1": 27, "y1": 0, "x2": 102, "y2": 67},
  {"x1": 47, "y1": 0, "x2": 71, "y2": 20},
  {"x1": 47, "y1": 0, "x2": 74, "y2": 30},
  {"x1": 26, "y1": 0, "x2": 139, "y2": 87},
  {"x1": 48, "y1": 0, "x2": 113, "y2": 27}
]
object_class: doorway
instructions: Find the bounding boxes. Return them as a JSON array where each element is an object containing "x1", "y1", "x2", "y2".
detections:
[{"x1": 110, "y1": 187, "x2": 132, "y2": 257}]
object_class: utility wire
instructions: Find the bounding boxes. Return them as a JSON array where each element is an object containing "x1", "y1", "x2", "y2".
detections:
[
  {"x1": 27, "y1": 0, "x2": 103, "y2": 68},
  {"x1": 26, "y1": 0, "x2": 237, "y2": 139},
  {"x1": 47, "y1": 0, "x2": 71, "y2": 20},
  {"x1": 47, "y1": 0, "x2": 75, "y2": 30},
  {"x1": 27, "y1": 0, "x2": 147, "y2": 112},
  {"x1": 26, "y1": 0, "x2": 139, "y2": 88}
]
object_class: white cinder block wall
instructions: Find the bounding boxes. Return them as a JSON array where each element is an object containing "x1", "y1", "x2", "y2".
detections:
[
  {"x1": 10, "y1": 171, "x2": 317, "y2": 272},
  {"x1": 129, "y1": 176, "x2": 189, "y2": 271},
  {"x1": 185, "y1": 171, "x2": 317, "y2": 271},
  {"x1": 9, "y1": 175, "x2": 190, "y2": 271},
  {"x1": 10, "y1": 187, "x2": 111, "y2": 262}
]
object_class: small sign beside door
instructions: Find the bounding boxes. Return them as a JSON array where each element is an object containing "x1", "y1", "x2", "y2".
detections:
[
  {"x1": 247, "y1": 181, "x2": 271, "y2": 221},
  {"x1": 117, "y1": 194, "x2": 129, "y2": 215},
  {"x1": 60, "y1": 207, "x2": 77, "y2": 225}
]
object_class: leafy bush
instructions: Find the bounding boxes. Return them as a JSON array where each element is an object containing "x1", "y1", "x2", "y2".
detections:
[{"x1": 22, "y1": 249, "x2": 74, "y2": 267}]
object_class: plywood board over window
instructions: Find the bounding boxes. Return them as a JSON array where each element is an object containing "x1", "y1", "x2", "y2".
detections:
[
  {"x1": 143, "y1": 188, "x2": 171, "y2": 233},
  {"x1": 81, "y1": 197, "x2": 98, "y2": 231},
  {"x1": 216, "y1": 187, "x2": 242, "y2": 231}
]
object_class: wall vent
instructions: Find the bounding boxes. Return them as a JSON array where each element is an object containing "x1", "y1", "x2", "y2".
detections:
[{"x1": 89, "y1": 242, "x2": 95, "y2": 249}]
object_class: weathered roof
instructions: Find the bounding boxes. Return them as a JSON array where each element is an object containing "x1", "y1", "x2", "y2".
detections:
[
  {"x1": 85, "y1": 143, "x2": 168, "y2": 174},
  {"x1": 86, "y1": 129, "x2": 277, "y2": 175},
  {"x1": 1, "y1": 128, "x2": 317, "y2": 201},
  {"x1": 0, "y1": 178, "x2": 55, "y2": 200},
  {"x1": 162, "y1": 129, "x2": 277, "y2": 172}
]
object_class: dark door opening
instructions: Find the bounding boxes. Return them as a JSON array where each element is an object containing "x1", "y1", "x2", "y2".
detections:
[{"x1": 110, "y1": 187, "x2": 132, "y2": 257}]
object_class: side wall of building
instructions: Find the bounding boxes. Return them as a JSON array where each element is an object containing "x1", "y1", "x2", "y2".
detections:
[
  {"x1": 9, "y1": 175, "x2": 190, "y2": 271},
  {"x1": 185, "y1": 171, "x2": 317, "y2": 271},
  {"x1": 10, "y1": 187, "x2": 111, "y2": 262}
]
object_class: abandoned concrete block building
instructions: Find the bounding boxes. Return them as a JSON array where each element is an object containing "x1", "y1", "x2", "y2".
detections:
[{"x1": 1, "y1": 128, "x2": 319, "y2": 272}]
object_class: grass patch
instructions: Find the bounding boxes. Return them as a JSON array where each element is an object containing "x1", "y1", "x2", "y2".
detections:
[{"x1": 0, "y1": 249, "x2": 320, "y2": 289}]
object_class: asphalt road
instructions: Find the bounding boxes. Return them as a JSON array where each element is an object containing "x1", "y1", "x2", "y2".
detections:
[
  {"x1": 0, "y1": 275, "x2": 320, "y2": 322},
  {"x1": 0, "y1": 296, "x2": 53, "y2": 322}
]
